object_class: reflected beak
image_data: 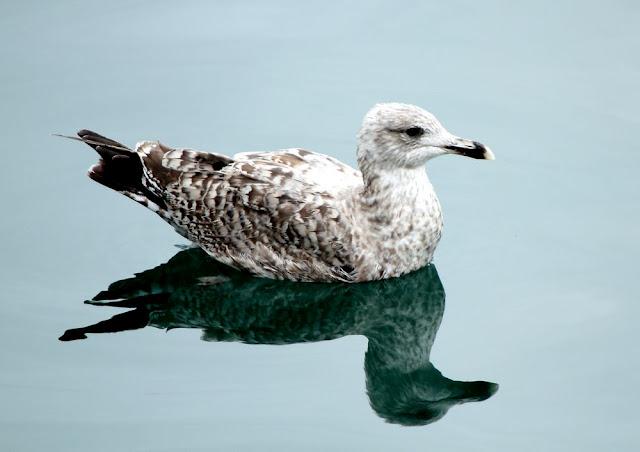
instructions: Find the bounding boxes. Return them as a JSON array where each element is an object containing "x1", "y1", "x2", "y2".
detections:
[{"x1": 444, "y1": 138, "x2": 495, "y2": 160}]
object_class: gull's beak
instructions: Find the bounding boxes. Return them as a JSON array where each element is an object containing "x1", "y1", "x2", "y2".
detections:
[{"x1": 443, "y1": 137, "x2": 495, "y2": 160}]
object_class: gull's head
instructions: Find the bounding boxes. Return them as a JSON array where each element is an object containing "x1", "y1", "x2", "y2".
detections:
[{"x1": 357, "y1": 103, "x2": 494, "y2": 169}]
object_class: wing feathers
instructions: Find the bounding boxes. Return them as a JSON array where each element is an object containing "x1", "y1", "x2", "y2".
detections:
[{"x1": 121, "y1": 141, "x2": 360, "y2": 280}]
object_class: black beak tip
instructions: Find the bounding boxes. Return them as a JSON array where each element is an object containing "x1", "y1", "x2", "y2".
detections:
[
  {"x1": 466, "y1": 142, "x2": 495, "y2": 160},
  {"x1": 445, "y1": 142, "x2": 495, "y2": 160}
]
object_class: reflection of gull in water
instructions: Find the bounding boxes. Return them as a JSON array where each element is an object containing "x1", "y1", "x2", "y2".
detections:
[
  {"x1": 61, "y1": 248, "x2": 498, "y2": 426},
  {"x1": 63, "y1": 103, "x2": 493, "y2": 282}
]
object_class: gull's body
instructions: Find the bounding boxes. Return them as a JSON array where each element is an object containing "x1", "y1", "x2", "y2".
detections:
[{"x1": 71, "y1": 103, "x2": 493, "y2": 282}]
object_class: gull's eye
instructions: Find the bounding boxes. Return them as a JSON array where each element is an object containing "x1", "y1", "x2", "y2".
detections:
[{"x1": 405, "y1": 127, "x2": 425, "y2": 137}]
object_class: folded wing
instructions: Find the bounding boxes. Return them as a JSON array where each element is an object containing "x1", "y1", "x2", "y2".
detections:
[{"x1": 136, "y1": 142, "x2": 363, "y2": 280}]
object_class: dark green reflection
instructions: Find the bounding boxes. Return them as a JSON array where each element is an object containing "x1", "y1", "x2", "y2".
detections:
[{"x1": 61, "y1": 248, "x2": 498, "y2": 426}]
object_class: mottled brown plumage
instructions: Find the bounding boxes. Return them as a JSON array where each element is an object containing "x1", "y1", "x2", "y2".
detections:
[{"x1": 136, "y1": 141, "x2": 361, "y2": 281}]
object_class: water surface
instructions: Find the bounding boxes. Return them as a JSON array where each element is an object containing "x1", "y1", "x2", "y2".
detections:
[{"x1": 1, "y1": 1, "x2": 639, "y2": 451}]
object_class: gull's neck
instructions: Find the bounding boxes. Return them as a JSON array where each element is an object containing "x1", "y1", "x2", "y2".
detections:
[
  {"x1": 362, "y1": 166, "x2": 430, "y2": 199},
  {"x1": 354, "y1": 155, "x2": 443, "y2": 278},
  {"x1": 356, "y1": 143, "x2": 435, "y2": 209},
  {"x1": 359, "y1": 165, "x2": 437, "y2": 224}
]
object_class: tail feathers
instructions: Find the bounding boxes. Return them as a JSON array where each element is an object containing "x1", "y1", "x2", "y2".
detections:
[{"x1": 75, "y1": 129, "x2": 167, "y2": 210}]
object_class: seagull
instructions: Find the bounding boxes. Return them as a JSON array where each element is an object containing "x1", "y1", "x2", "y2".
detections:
[{"x1": 63, "y1": 103, "x2": 494, "y2": 282}]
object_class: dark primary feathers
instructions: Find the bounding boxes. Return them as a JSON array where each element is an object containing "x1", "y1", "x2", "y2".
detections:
[
  {"x1": 79, "y1": 129, "x2": 235, "y2": 213},
  {"x1": 78, "y1": 129, "x2": 167, "y2": 210}
]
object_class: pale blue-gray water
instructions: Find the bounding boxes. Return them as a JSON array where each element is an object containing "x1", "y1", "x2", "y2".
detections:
[{"x1": 1, "y1": 1, "x2": 639, "y2": 451}]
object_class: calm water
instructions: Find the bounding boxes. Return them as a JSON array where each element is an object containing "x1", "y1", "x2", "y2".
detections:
[{"x1": 1, "y1": 1, "x2": 639, "y2": 451}]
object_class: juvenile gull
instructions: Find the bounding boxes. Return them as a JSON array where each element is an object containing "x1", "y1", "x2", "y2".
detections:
[{"x1": 67, "y1": 103, "x2": 494, "y2": 282}]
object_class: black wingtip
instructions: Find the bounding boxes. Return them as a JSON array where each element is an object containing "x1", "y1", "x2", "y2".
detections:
[
  {"x1": 58, "y1": 329, "x2": 88, "y2": 341},
  {"x1": 77, "y1": 129, "x2": 94, "y2": 138}
]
